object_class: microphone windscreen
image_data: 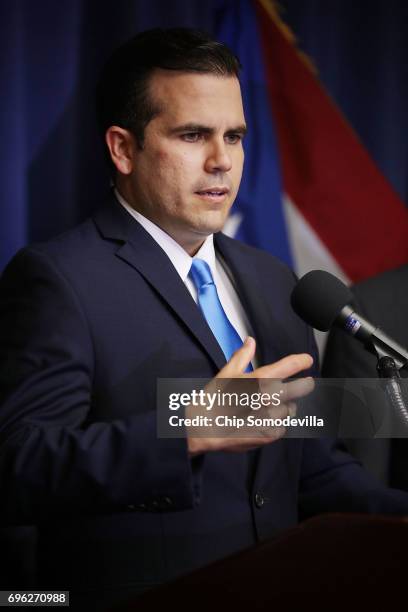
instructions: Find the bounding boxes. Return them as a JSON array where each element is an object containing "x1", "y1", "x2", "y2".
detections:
[{"x1": 291, "y1": 270, "x2": 353, "y2": 331}]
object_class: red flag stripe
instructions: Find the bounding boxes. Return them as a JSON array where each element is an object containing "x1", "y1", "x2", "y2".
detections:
[{"x1": 255, "y1": 0, "x2": 408, "y2": 282}]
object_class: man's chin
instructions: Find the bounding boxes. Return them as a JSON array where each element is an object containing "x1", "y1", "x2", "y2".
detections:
[
  {"x1": 195, "y1": 209, "x2": 231, "y2": 234},
  {"x1": 193, "y1": 221, "x2": 227, "y2": 238}
]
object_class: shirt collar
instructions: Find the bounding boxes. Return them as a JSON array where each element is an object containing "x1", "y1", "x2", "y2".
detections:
[{"x1": 114, "y1": 188, "x2": 216, "y2": 282}]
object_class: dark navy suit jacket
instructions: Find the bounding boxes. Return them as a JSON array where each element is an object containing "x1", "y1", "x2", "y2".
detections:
[{"x1": 1, "y1": 198, "x2": 407, "y2": 605}]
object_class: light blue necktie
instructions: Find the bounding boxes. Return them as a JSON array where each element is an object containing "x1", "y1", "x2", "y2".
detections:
[{"x1": 189, "y1": 258, "x2": 252, "y2": 371}]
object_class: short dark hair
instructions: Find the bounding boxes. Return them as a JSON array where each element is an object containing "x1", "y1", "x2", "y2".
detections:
[{"x1": 95, "y1": 28, "x2": 241, "y2": 149}]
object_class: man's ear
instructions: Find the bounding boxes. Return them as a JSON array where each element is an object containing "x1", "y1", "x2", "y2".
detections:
[{"x1": 105, "y1": 126, "x2": 135, "y2": 175}]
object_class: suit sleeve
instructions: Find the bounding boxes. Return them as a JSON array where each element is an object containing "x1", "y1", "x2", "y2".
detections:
[{"x1": 0, "y1": 248, "x2": 197, "y2": 522}]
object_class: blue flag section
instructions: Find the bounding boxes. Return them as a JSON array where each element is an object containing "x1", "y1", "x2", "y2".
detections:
[{"x1": 216, "y1": 0, "x2": 293, "y2": 266}]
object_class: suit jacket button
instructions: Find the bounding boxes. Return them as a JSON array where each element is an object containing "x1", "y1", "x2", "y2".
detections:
[
  {"x1": 162, "y1": 496, "x2": 173, "y2": 508},
  {"x1": 254, "y1": 492, "x2": 265, "y2": 508}
]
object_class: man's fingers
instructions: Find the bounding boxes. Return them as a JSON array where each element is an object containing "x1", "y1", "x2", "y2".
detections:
[
  {"x1": 258, "y1": 376, "x2": 314, "y2": 402},
  {"x1": 254, "y1": 353, "x2": 313, "y2": 380},
  {"x1": 216, "y1": 336, "x2": 256, "y2": 378},
  {"x1": 281, "y1": 376, "x2": 315, "y2": 402}
]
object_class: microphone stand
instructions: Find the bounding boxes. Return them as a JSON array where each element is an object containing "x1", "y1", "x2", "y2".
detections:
[
  {"x1": 375, "y1": 347, "x2": 408, "y2": 432},
  {"x1": 338, "y1": 306, "x2": 408, "y2": 431}
]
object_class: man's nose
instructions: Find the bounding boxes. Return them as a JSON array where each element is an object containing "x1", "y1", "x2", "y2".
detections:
[{"x1": 204, "y1": 140, "x2": 232, "y2": 173}]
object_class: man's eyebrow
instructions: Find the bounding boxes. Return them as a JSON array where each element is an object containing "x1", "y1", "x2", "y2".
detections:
[
  {"x1": 170, "y1": 123, "x2": 213, "y2": 135},
  {"x1": 169, "y1": 123, "x2": 248, "y2": 136},
  {"x1": 225, "y1": 124, "x2": 247, "y2": 136}
]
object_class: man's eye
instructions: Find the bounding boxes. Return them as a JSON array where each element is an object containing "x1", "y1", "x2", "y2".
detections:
[
  {"x1": 225, "y1": 134, "x2": 242, "y2": 144},
  {"x1": 181, "y1": 133, "x2": 202, "y2": 142}
]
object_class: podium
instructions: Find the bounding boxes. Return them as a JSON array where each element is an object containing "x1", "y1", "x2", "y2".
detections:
[{"x1": 111, "y1": 514, "x2": 408, "y2": 611}]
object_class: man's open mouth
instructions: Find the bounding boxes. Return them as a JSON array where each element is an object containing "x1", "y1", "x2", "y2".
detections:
[{"x1": 195, "y1": 187, "x2": 229, "y2": 197}]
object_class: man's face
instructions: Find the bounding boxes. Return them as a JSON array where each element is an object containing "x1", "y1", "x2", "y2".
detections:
[{"x1": 123, "y1": 71, "x2": 246, "y2": 254}]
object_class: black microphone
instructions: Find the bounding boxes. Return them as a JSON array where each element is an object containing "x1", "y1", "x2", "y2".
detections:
[{"x1": 290, "y1": 270, "x2": 408, "y2": 370}]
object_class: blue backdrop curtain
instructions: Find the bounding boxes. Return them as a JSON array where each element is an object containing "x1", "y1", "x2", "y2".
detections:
[{"x1": 1, "y1": 0, "x2": 407, "y2": 272}]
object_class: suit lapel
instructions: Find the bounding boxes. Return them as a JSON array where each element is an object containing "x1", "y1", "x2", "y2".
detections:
[
  {"x1": 93, "y1": 201, "x2": 227, "y2": 371},
  {"x1": 214, "y1": 233, "x2": 292, "y2": 366},
  {"x1": 93, "y1": 200, "x2": 294, "y2": 374},
  {"x1": 215, "y1": 233, "x2": 297, "y2": 489}
]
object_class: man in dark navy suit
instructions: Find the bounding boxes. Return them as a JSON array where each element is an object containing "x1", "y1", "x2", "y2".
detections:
[{"x1": 1, "y1": 28, "x2": 408, "y2": 611}]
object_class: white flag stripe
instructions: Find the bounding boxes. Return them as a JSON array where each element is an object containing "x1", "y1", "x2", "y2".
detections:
[
  {"x1": 222, "y1": 212, "x2": 243, "y2": 238},
  {"x1": 283, "y1": 193, "x2": 351, "y2": 357},
  {"x1": 283, "y1": 193, "x2": 351, "y2": 284}
]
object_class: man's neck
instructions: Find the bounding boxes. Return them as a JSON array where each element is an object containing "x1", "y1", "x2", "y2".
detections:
[{"x1": 114, "y1": 186, "x2": 208, "y2": 256}]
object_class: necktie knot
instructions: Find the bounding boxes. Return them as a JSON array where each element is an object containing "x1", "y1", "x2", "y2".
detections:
[{"x1": 189, "y1": 259, "x2": 215, "y2": 292}]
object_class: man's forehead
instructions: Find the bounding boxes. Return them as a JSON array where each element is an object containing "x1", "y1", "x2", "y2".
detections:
[{"x1": 148, "y1": 70, "x2": 244, "y2": 113}]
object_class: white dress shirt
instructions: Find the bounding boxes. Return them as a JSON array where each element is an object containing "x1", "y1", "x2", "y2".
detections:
[{"x1": 115, "y1": 188, "x2": 256, "y2": 367}]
